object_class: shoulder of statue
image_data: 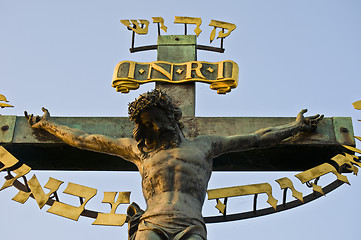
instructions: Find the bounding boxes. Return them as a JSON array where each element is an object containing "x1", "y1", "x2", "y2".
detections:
[{"x1": 192, "y1": 135, "x2": 221, "y2": 147}]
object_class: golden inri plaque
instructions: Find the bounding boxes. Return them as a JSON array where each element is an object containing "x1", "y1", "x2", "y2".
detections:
[{"x1": 112, "y1": 60, "x2": 239, "y2": 94}]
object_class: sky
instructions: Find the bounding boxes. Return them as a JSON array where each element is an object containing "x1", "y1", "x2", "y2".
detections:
[{"x1": 1, "y1": 0, "x2": 361, "y2": 239}]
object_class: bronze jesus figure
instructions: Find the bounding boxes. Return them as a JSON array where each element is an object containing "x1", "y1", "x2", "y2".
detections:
[{"x1": 25, "y1": 89, "x2": 323, "y2": 240}]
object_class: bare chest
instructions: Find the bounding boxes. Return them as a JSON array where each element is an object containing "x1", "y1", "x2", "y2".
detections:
[
  {"x1": 139, "y1": 141, "x2": 213, "y2": 199},
  {"x1": 142, "y1": 142, "x2": 211, "y2": 171}
]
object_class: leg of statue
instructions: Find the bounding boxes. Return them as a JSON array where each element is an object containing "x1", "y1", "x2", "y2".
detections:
[{"x1": 134, "y1": 230, "x2": 164, "y2": 240}]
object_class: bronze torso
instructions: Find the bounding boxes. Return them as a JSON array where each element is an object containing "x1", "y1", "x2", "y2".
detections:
[{"x1": 139, "y1": 138, "x2": 213, "y2": 221}]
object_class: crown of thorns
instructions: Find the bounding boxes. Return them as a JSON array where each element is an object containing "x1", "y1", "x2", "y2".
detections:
[{"x1": 128, "y1": 89, "x2": 181, "y2": 122}]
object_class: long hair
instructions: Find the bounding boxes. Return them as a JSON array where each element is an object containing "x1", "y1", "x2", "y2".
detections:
[{"x1": 128, "y1": 89, "x2": 183, "y2": 154}]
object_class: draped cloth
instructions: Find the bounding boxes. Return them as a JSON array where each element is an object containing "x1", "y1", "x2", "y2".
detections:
[
  {"x1": 127, "y1": 203, "x2": 206, "y2": 240},
  {"x1": 127, "y1": 202, "x2": 145, "y2": 240}
]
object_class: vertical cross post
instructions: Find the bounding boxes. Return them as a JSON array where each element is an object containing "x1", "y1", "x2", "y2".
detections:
[{"x1": 156, "y1": 35, "x2": 197, "y2": 117}]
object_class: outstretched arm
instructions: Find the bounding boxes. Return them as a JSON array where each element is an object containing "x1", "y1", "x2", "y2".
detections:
[
  {"x1": 210, "y1": 109, "x2": 323, "y2": 157},
  {"x1": 25, "y1": 108, "x2": 140, "y2": 164}
]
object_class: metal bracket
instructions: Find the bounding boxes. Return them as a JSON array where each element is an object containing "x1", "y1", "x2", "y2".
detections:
[{"x1": 127, "y1": 24, "x2": 226, "y2": 53}]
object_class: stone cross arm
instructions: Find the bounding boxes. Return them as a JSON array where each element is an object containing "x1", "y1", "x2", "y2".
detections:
[{"x1": 0, "y1": 115, "x2": 354, "y2": 171}]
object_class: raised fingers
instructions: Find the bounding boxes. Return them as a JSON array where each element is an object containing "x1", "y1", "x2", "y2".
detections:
[
  {"x1": 309, "y1": 114, "x2": 324, "y2": 127},
  {"x1": 300, "y1": 109, "x2": 308, "y2": 115},
  {"x1": 308, "y1": 114, "x2": 320, "y2": 119},
  {"x1": 28, "y1": 114, "x2": 34, "y2": 125},
  {"x1": 310, "y1": 114, "x2": 324, "y2": 122},
  {"x1": 24, "y1": 109, "x2": 45, "y2": 126},
  {"x1": 316, "y1": 115, "x2": 324, "y2": 122}
]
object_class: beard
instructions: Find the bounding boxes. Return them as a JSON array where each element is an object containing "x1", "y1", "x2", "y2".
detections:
[{"x1": 144, "y1": 125, "x2": 181, "y2": 151}]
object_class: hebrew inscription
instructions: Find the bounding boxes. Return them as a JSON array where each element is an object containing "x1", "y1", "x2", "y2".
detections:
[{"x1": 120, "y1": 16, "x2": 236, "y2": 42}]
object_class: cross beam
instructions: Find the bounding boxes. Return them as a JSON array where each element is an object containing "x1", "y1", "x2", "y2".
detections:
[
  {"x1": 0, "y1": 115, "x2": 354, "y2": 171},
  {"x1": 0, "y1": 35, "x2": 355, "y2": 172}
]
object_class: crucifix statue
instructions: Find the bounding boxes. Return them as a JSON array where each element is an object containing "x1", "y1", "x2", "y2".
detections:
[
  {"x1": 1, "y1": 18, "x2": 355, "y2": 240},
  {"x1": 24, "y1": 90, "x2": 323, "y2": 239}
]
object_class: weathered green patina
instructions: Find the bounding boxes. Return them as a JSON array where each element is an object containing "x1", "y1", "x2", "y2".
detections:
[
  {"x1": 156, "y1": 35, "x2": 197, "y2": 116},
  {"x1": 0, "y1": 35, "x2": 355, "y2": 172},
  {"x1": 0, "y1": 115, "x2": 354, "y2": 171}
]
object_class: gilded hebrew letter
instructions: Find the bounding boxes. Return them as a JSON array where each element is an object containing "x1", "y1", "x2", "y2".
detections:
[
  {"x1": 92, "y1": 191, "x2": 130, "y2": 226},
  {"x1": 207, "y1": 183, "x2": 278, "y2": 210},
  {"x1": 0, "y1": 146, "x2": 19, "y2": 171},
  {"x1": 174, "y1": 16, "x2": 202, "y2": 37},
  {"x1": 352, "y1": 100, "x2": 361, "y2": 110},
  {"x1": 0, "y1": 146, "x2": 32, "y2": 191},
  {"x1": 331, "y1": 154, "x2": 360, "y2": 175},
  {"x1": 47, "y1": 182, "x2": 97, "y2": 221},
  {"x1": 0, "y1": 94, "x2": 13, "y2": 108},
  {"x1": 0, "y1": 164, "x2": 31, "y2": 191},
  {"x1": 215, "y1": 199, "x2": 226, "y2": 214},
  {"x1": 12, "y1": 175, "x2": 63, "y2": 209},
  {"x1": 209, "y1": 20, "x2": 236, "y2": 43},
  {"x1": 0, "y1": 94, "x2": 8, "y2": 102},
  {"x1": 343, "y1": 145, "x2": 361, "y2": 154},
  {"x1": 295, "y1": 163, "x2": 350, "y2": 195},
  {"x1": 344, "y1": 153, "x2": 361, "y2": 168},
  {"x1": 120, "y1": 19, "x2": 149, "y2": 35},
  {"x1": 152, "y1": 17, "x2": 167, "y2": 32},
  {"x1": 275, "y1": 177, "x2": 303, "y2": 202}
]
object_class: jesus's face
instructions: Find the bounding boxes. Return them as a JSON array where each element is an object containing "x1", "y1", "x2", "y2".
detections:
[{"x1": 139, "y1": 107, "x2": 180, "y2": 151}]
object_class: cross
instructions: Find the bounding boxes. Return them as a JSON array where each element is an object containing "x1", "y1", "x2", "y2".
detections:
[
  {"x1": 0, "y1": 35, "x2": 355, "y2": 172},
  {"x1": 0, "y1": 31, "x2": 358, "y2": 240}
]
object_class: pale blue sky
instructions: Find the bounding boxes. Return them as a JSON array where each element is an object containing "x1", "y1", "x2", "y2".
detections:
[{"x1": 1, "y1": 1, "x2": 361, "y2": 239}]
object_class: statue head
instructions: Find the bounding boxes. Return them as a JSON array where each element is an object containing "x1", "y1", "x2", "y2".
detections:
[{"x1": 128, "y1": 89, "x2": 183, "y2": 154}]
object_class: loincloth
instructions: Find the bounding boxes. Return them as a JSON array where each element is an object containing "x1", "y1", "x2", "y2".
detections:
[
  {"x1": 127, "y1": 203, "x2": 206, "y2": 240},
  {"x1": 138, "y1": 215, "x2": 206, "y2": 240}
]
